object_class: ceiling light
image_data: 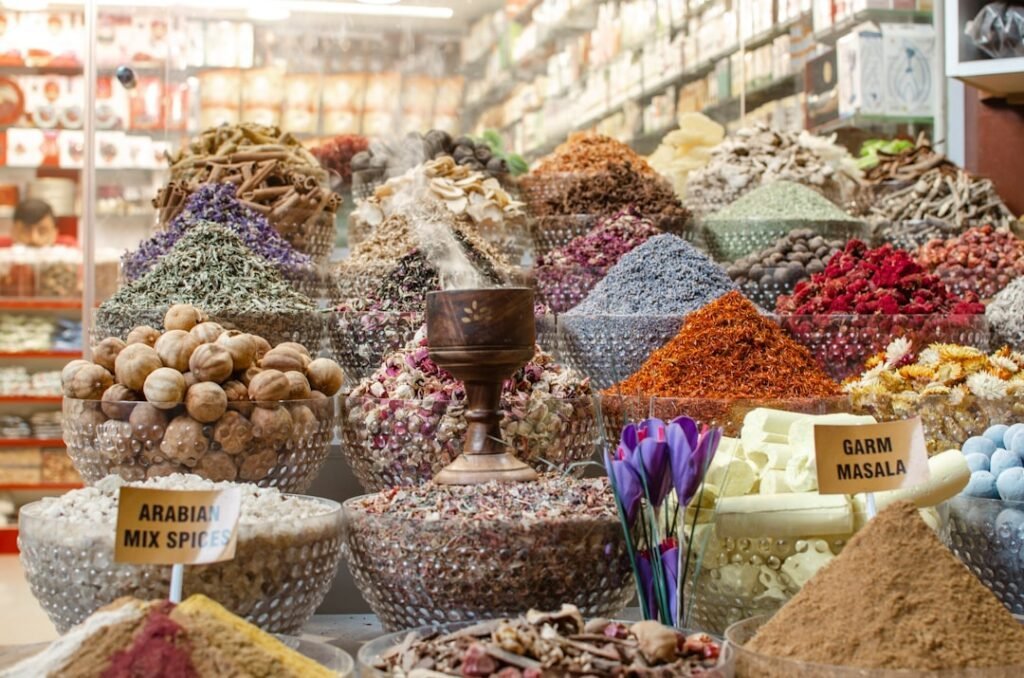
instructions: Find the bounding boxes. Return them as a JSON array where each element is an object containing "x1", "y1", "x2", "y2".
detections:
[{"x1": 247, "y1": 5, "x2": 292, "y2": 21}]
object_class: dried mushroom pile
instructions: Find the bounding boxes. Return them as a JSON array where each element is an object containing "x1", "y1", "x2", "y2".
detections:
[
  {"x1": 154, "y1": 123, "x2": 340, "y2": 260},
  {"x1": 373, "y1": 605, "x2": 722, "y2": 677},
  {"x1": 62, "y1": 304, "x2": 343, "y2": 489}
]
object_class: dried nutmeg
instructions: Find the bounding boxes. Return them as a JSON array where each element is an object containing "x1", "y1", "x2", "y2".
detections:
[
  {"x1": 251, "y1": 335, "x2": 272, "y2": 359},
  {"x1": 306, "y1": 358, "x2": 344, "y2": 396},
  {"x1": 223, "y1": 379, "x2": 253, "y2": 416},
  {"x1": 239, "y1": 366, "x2": 262, "y2": 386},
  {"x1": 143, "y1": 367, "x2": 187, "y2": 409},
  {"x1": 248, "y1": 369, "x2": 291, "y2": 405},
  {"x1": 190, "y1": 321, "x2": 225, "y2": 344},
  {"x1": 239, "y1": 447, "x2": 278, "y2": 481},
  {"x1": 115, "y1": 343, "x2": 163, "y2": 392},
  {"x1": 182, "y1": 371, "x2": 199, "y2": 390},
  {"x1": 129, "y1": 403, "x2": 168, "y2": 442},
  {"x1": 194, "y1": 451, "x2": 238, "y2": 481},
  {"x1": 159, "y1": 415, "x2": 209, "y2": 467},
  {"x1": 155, "y1": 330, "x2": 201, "y2": 372},
  {"x1": 213, "y1": 410, "x2": 254, "y2": 455},
  {"x1": 216, "y1": 332, "x2": 258, "y2": 371},
  {"x1": 289, "y1": 404, "x2": 318, "y2": 436},
  {"x1": 186, "y1": 382, "x2": 228, "y2": 423},
  {"x1": 93, "y1": 337, "x2": 127, "y2": 373},
  {"x1": 164, "y1": 304, "x2": 206, "y2": 332},
  {"x1": 189, "y1": 343, "x2": 234, "y2": 384},
  {"x1": 250, "y1": 406, "x2": 292, "y2": 444},
  {"x1": 259, "y1": 346, "x2": 306, "y2": 372},
  {"x1": 276, "y1": 341, "x2": 311, "y2": 358},
  {"x1": 61, "y1": 359, "x2": 92, "y2": 396},
  {"x1": 68, "y1": 364, "x2": 114, "y2": 400},
  {"x1": 101, "y1": 383, "x2": 140, "y2": 420},
  {"x1": 285, "y1": 371, "x2": 312, "y2": 399},
  {"x1": 126, "y1": 325, "x2": 160, "y2": 346}
]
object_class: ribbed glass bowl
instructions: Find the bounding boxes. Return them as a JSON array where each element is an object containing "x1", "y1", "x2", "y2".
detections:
[
  {"x1": 356, "y1": 620, "x2": 736, "y2": 677},
  {"x1": 18, "y1": 495, "x2": 343, "y2": 634},
  {"x1": 63, "y1": 396, "x2": 338, "y2": 492},
  {"x1": 338, "y1": 393, "x2": 598, "y2": 492},
  {"x1": 700, "y1": 218, "x2": 868, "y2": 263},
  {"x1": 342, "y1": 496, "x2": 634, "y2": 632},
  {"x1": 557, "y1": 314, "x2": 687, "y2": 389},
  {"x1": 725, "y1": 614, "x2": 1024, "y2": 677},
  {"x1": 528, "y1": 214, "x2": 599, "y2": 258},
  {"x1": 942, "y1": 494, "x2": 1024, "y2": 615},
  {"x1": 327, "y1": 309, "x2": 424, "y2": 382},
  {"x1": 776, "y1": 313, "x2": 991, "y2": 381},
  {"x1": 534, "y1": 264, "x2": 609, "y2": 314}
]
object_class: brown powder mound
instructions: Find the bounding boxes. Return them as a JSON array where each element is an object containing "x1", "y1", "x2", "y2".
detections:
[
  {"x1": 747, "y1": 501, "x2": 1024, "y2": 671},
  {"x1": 607, "y1": 291, "x2": 840, "y2": 399},
  {"x1": 532, "y1": 132, "x2": 657, "y2": 176},
  {"x1": 56, "y1": 615, "x2": 146, "y2": 678}
]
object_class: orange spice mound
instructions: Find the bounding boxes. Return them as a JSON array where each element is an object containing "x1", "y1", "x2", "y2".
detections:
[
  {"x1": 606, "y1": 291, "x2": 840, "y2": 399},
  {"x1": 533, "y1": 132, "x2": 657, "y2": 176}
]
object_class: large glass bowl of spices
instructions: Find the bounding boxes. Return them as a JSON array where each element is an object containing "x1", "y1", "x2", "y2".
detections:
[
  {"x1": 342, "y1": 475, "x2": 634, "y2": 632},
  {"x1": 18, "y1": 474, "x2": 343, "y2": 634},
  {"x1": 328, "y1": 309, "x2": 424, "y2": 382},
  {"x1": 698, "y1": 181, "x2": 868, "y2": 263},
  {"x1": 337, "y1": 336, "x2": 597, "y2": 492}
]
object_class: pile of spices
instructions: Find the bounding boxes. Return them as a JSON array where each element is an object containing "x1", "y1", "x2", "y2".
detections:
[
  {"x1": 607, "y1": 291, "x2": 840, "y2": 400},
  {"x1": 987, "y1": 276, "x2": 1024, "y2": 350},
  {"x1": 684, "y1": 124, "x2": 862, "y2": 218},
  {"x1": 776, "y1": 240, "x2": 985, "y2": 316},
  {"x1": 344, "y1": 475, "x2": 633, "y2": 630},
  {"x1": 647, "y1": 112, "x2": 726, "y2": 198},
  {"x1": 310, "y1": 133, "x2": 369, "y2": 187},
  {"x1": 534, "y1": 208, "x2": 661, "y2": 313},
  {"x1": 845, "y1": 338, "x2": 1024, "y2": 453},
  {"x1": 154, "y1": 123, "x2": 339, "y2": 260},
  {"x1": 341, "y1": 333, "x2": 595, "y2": 491},
  {"x1": 95, "y1": 222, "x2": 320, "y2": 346},
  {"x1": 372, "y1": 607, "x2": 723, "y2": 677},
  {"x1": 706, "y1": 181, "x2": 859, "y2": 223},
  {"x1": 122, "y1": 183, "x2": 314, "y2": 283},
  {"x1": 744, "y1": 501, "x2": 1024, "y2": 671},
  {"x1": 915, "y1": 225, "x2": 1024, "y2": 298},
  {"x1": 532, "y1": 132, "x2": 657, "y2": 176}
]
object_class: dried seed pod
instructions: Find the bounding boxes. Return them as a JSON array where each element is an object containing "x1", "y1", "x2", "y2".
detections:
[
  {"x1": 159, "y1": 415, "x2": 209, "y2": 467},
  {"x1": 238, "y1": 447, "x2": 278, "y2": 481},
  {"x1": 146, "y1": 462, "x2": 182, "y2": 479},
  {"x1": 93, "y1": 337, "x2": 127, "y2": 373},
  {"x1": 194, "y1": 451, "x2": 238, "y2": 482},
  {"x1": 129, "y1": 403, "x2": 168, "y2": 442},
  {"x1": 239, "y1": 366, "x2": 263, "y2": 386},
  {"x1": 216, "y1": 332, "x2": 258, "y2": 371},
  {"x1": 250, "y1": 405, "x2": 292, "y2": 444},
  {"x1": 306, "y1": 358, "x2": 344, "y2": 396},
  {"x1": 248, "y1": 369, "x2": 291, "y2": 404},
  {"x1": 143, "y1": 367, "x2": 186, "y2": 408},
  {"x1": 115, "y1": 343, "x2": 162, "y2": 392},
  {"x1": 126, "y1": 325, "x2": 160, "y2": 346},
  {"x1": 289, "y1": 403, "x2": 318, "y2": 436},
  {"x1": 182, "y1": 371, "x2": 199, "y2": 390},
  {"x1": 285, "y1": 371, "x2": 312, "y2": 399},
  {"x1": 189, "y1": 321, "x2": 225, "y2": 344},
  {"x1": 213, "y1": 410, "x2": 254, "y2": 455},
  {"x1": 186, "y1": 381, "x2": 228, "y2": 423},
  {"x1": 259, "y1": 346, "x2": 306, "y2": 372},
  {"x1": 251, "y1": 334, "x2": 272, "y2": 359},
  {"x1": 68, "y1": 364, "x2": 114, "y2": 400},
  {"x1": 100, "y1": 383, "x2": 140, "y2": 420},
  {"x1": 155, "y1": 330, "x2": 201, "y2": 372},
  {"x1": 164, "y1": 304, "x2": 206, "y2": 332},
  {"x1": 275, "y1": 341, "x2": 311, "y2": 358},
  {"x1": 189, "y1": 343, "x2": 234, "y2": 384},
  {"x1": 223, "y1": 379, "x2": 254, "y2": 416},
  {"x1": 96, "y1": 419, "x2": 134, "y2": 463},
  {"x1": 632, "y1": 621, "x2": 678, "y2": 664},
  {"x1": 61, "y1": 359, "x2": 92, "y2": 396}
]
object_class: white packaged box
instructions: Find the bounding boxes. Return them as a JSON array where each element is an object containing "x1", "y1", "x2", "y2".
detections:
[
  {"x1": 837, "y1": 22, "x2": 885, "y2": 116},
  {"x1": 881, "y1": 22, "x2": 936, "y2": 117}
]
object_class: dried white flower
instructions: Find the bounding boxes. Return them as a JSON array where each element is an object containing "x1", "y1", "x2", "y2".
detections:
[{"x1": 966, "y1": 372, "x2": 1008, "y2": 400}]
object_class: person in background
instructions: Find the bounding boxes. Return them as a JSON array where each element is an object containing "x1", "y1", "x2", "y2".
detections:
[{"x1": 12, "y1": 198, "x2": 57, "y2": 247}]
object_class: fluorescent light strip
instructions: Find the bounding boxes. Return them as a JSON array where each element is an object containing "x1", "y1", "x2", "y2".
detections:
[{"x1": 68, "y1": 0, "x2": 454, "y2": 19}]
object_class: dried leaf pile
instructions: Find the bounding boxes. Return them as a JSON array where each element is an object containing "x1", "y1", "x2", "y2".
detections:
[{"x1": 372, "y1": 605, "x2": 722, "y2": 677}]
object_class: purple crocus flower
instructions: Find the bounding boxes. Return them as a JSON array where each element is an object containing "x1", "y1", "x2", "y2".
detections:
[
  {"x1": 660, "y1": 540, "x2": 680, "y2": 625},
  {"x1": 631, "y1": 436, "x2": 672, "y2": 508},
  {"x1": 670, "y1": 422, "x2": 722, "y2": 507},
  {"x1": 637, "y1": 550, "x2": 657, "y2": 620},
  {"x1": 604, "y1": 449, "x2": 643, "y2": 525}
]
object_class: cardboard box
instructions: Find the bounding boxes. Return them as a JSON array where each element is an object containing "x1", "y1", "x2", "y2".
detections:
[
  {"x1": 881, "y1": 22, "x2": 936, "y2": 117},
  {"x1": 837, "y1": 22, "x2": 885, "y2": 116}
]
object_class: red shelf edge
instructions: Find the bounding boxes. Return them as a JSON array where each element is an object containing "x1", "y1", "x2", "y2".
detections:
[
  {"x1": 0, "y1": 483, "x2": 81, "y2": 491},
  {"x1": 0, "y1": 526, "x2": 18, "y2": 554},
  {"x1": 0, "y1": 351, "x2": 81, "y2": 359},
  {"x1": 0, "y1": 299, "x2": 82, "y2": 310},
  {"x1": 0, "y1": 438, "x2": 64, "y2": 447},
  {"x1": 0, "y1": 396, "x2": 61, "y2": 403}
]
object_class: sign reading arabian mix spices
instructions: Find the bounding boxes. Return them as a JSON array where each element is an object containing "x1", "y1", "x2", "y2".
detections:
[
  {"x1": 814, "y1": 417, "x2": 930, "y2": 494},
  {"x1": 115, "y1": 487, "x2": 241, "y2": 565}
]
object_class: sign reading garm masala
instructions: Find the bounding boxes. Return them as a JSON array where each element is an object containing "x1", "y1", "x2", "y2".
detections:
[
  {"x1": 115, "y1": 487, "x2": 241, "y2": 565},
  {"x1": 814, "y1": 417, "x2": 930, "y2": 494}
]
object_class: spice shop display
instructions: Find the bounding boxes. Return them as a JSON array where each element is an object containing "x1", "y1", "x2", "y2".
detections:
[
  {"x1": 534, "y1": 208, "x2": 660, "y2": 313},
  {"x1": 727, "y1": 501, "x2": 1024, "y2": 676},
  {"x1": 701, "y1": 181, "x2": 866, "y2": 262},
  {"x1": 63, "y1": 305, "x2": 343, "y2": 490},
  {"x1": 18, "y1": 474, "x2": 343, "y2": 634},
  {"x1": 683, "y1": 408, "x2": 966, "y2": 634},
  {"x1": 776, "y1": 240, "x2": 989, "y2": 380},
  {"x1": 154, "y1": 122, "x2": 340, "y2": 261},
  {"x1": 684, "y1": 124, "x2": 862, "y2": 219},
  {"x1": 343, "y1": 476, "x2": 634, "y2": 631},
  {"x1": 0, "y1": 594, "x2": 352, "y2": 677},
  {"x1": 558, "y1": 234, "x2": 735, "y2": 388},
  {"x1": 846, "y1": 339, "x2": 1024, "y2": 454},
  {"x1": 95, "y1": 223, "x2": 323, "y2": 349},
  {"x1": 647, "y1": 112, "x2": 726, "y2": 199},
  {"x1": 914, "y1": 225, "x2": 1024, "y2": 299},
  {"x1": 340, "y1": 334, "x2": 595, "y2": 492},
  {"x1": 359, "y1": 607, "x2": 730, "y2": 677},
  {"x1": 602, "y1": 291, "x2": 844, "y2": 438},
  {"x1": 986, "y1": 276, "x2": 1024, "y2": 351},
  {"x1": 726, "y1": 229, "x2": 846, "y2": 310},
  {"x1": 0, "y1": 367, "x2": 60, "y2": 397},
  {"x1": 310, "y1": 133, "x2": 370, "y2": 189}
]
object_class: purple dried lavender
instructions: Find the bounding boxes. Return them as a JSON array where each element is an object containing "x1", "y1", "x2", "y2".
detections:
[{"x1": 121, "y1": 183, "x2": 314, "y2": 282}]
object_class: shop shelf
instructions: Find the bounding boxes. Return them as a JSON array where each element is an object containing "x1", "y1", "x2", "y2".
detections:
[
  {"x1": 0, "y1": 439, "x2": 65, "y2": 447},
  {"x1": 812, "y1": 114, "x2": 934, "y2": 135},
  {"x1": 0, "y1": 351, "x2": 81, "y2": 359},
  {"x1": 0, "y1": 526, "x2": 17, "y2": 554},
  {"x1": 0, "y1": 299, "x2": 81, "y2": 311},
  {"x1": 0, "y1": 396, "x2": 61, "y2": 404},
  {"x1": 0, "y1": 483, "x2": 80, "y2": 491},
  {"x1": 813, "y1": 9, "x2": 933, "y2": 46}
]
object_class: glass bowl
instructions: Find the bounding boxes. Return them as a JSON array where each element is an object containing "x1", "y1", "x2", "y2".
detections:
[
  {"x1": 338, "y1": 393, "x2": 598, "y2": 492},
  {"x1": 63, "y1": 396, "x2": 338, "y2": 492},
  {"x1": 356, "y1": 620, "x2": 736, "y2": 677},
  {"x1": 534, "y1": 263, "x2": 609, "y2": 314},
  {"x1": 725, "y1": 614, "x2": 1024, "y2": 677},
  {"x1": 871, "y1": 218, "x2": 965, "y2": 252},
  {"x1": 700, "y1": 218, "x2": 868, "y2": 263},
  {"x1": 18, "y1": 495, "x2": 343, "y2": 634},
  {"x1": 850, "y1": 393, "x2": 1024, "y2": 456},
  {"x1": 342, "y1": 496, "x2": 634, "y2": 631},
  {"x1": 557, "y1": 314, "x2": 687, "y2": 389},
  {"x1": 942, "y1": 494, "x2": 1024, "y2": 615},
  {"x1": 775, "y1": 314, "x2": 991, "y2": 381},
  {"x1": 328, "y1": 309, "x2": 424, "y2": 382},
  {"x1": 599, "y1": 394, "x2": 852, "y2": 440},
  {"x1": 528, "y1": 214, "x2": 599, "y2": 258}
]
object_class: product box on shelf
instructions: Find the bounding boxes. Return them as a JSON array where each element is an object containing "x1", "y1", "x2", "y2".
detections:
[
  {"x1": 282, "y1": 74, "x2": 321, "y2": 134},
  {"x1": 198, "y1": 69, "x2": 242, "y2": 129},
  {"x1": 837, "y1": 22, "x2": 885, "y2": 116},
  {"x1": 242, "y1": 68, "x2": 285, "y2": 127},
  {"x1": 322, "y1": 73, "x2": 366, "y2": 135},
  {"x1": 881, "y1": 22, "x2": 935, "y2": 117},
  {"x1": 805, "y1": 48, "x2": 840, "y2": 129}
]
